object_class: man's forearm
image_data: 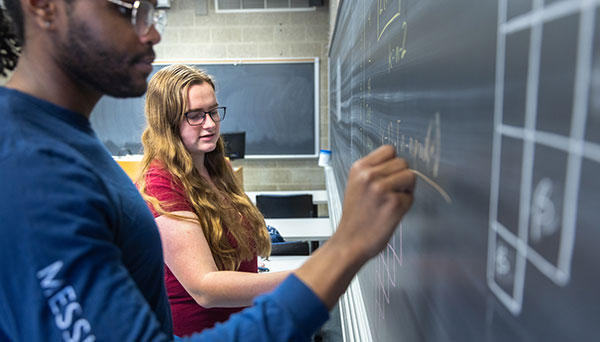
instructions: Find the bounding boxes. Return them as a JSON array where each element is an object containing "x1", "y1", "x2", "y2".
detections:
[{"x1": 293, "y1": 230, "x2": 366, "y2": 309}]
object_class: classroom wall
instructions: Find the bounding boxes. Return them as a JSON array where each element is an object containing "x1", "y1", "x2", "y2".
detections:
[
  {"x1": 0, "y1": 0, "x2": 332, "y2": 192},
  {"x1": 329, "y1": 0, "x2": 339, "y2": 41},
  {"x1": 157, "y1": 0, "x2": 331, "y2": 192}
]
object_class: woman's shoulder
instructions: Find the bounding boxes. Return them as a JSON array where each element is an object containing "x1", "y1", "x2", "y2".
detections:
[
  {"x1": 145, "y1": 160, "x2": 174, "y2": 181},
  {"x1": 142, "y1": 161, "x2": 191, "y2": 212},
  {"x1": 144, "y1": 160, "x2": 182, "y2": 191},
  {"x1": 146, "y1": 160, "x2": 168, "y2": 175}
]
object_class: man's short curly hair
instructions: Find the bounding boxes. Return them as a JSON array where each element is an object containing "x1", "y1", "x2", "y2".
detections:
[{"x1": 1, "y1": 3, "x2": 22, "y2": 77}]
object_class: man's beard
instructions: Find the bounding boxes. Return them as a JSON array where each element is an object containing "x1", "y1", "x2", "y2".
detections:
[{"x1": 56, "y1": 15, "x2": 150, "y2": 98}]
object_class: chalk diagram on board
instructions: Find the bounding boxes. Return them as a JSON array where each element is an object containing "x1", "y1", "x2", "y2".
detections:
[
  {"x1": 376, "y1": 230, "x2": 403, "y2": 319},
  {"x1": 365, "y1": 0, "x2": 448, "y2": 319},
  {"x1": 487, "y1": 0, "x2": 600, "y2": 315},
  {"x1": 369, "y1": 0, "x2": 409, "y2": 320}
]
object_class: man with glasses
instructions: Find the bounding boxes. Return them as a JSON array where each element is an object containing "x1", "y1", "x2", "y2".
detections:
[
  {"x1": 107, "y1": 0, "x2": 167, "y2": 37},
  {"x1": 0, "y1": 1, "x2": 415, "y2": 341}
]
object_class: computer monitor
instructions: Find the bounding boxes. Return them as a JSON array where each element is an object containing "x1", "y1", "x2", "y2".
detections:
[{"x1": 221, "y1": 132, "x2": 246, "y2": 160}]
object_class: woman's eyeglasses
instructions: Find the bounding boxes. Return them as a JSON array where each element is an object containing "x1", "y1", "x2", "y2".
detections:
[{"x1": 184, "y1": 107, "x2": 227, "y2": 126}]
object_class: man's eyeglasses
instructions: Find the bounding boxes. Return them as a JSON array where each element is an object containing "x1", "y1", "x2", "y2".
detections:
[
  {"x1": 106, "y1": 0, "x2": 167, "y2": 37},
  {"x1": 184, "y1": 107, "x2": 227, "y2": 126}
]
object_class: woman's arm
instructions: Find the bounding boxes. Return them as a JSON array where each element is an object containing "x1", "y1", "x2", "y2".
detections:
[{"x1": 155, "y1": 211, "x2": 291, "y2": 308}]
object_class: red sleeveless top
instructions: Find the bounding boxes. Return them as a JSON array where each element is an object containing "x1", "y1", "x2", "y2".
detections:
[{"x1": 142, "y1": 163, "x2": 257, "y2": 337}]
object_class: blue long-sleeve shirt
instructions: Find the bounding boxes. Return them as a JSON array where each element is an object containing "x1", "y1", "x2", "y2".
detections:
[{"x1": 0, "y1": 87, "x2": 328, "y2": 341}]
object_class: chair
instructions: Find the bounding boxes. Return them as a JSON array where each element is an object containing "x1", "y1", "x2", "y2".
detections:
[
  {"x1": 268, "y1": 238, "x2": 310, "y2": 255},
  {"x1": 221, "y1": 131, "x2": 246, "y2": 160},
  {"x1": 255, "y1": 194, "x2": 316, "y2": 218},
  {"x1": 256, "y1": 194, "x2": 316, "y2": 255}
]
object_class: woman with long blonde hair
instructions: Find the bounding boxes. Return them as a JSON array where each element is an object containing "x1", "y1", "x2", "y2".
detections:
[{"x1": 137, "y1": 64, "x2": 290, "y2": 337}]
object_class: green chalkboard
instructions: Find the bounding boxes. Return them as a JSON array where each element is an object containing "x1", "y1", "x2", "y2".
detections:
[
  {"x1": 329, "y1": 0, "x2": 600, "y2": 340},
  {"x1": 90, "y1": 59, "x2": 319, "y2": 158}
]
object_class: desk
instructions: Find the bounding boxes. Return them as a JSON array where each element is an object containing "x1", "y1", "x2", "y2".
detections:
[
  {"x1": 114, "y1": 155, "x2": 142, "y2": 181},
  {"x1": 264, "y1": 218, "x2": 333, "y2": 241},
  {"x1": 261, "y1": 255, "x2": 309, "y2": 272},
  {"x1": 113, "y1": 155, "x2": 242, "y2": 185},
  {"x1": 246, "y1": 190, "x2": 328, "y2": 205}
]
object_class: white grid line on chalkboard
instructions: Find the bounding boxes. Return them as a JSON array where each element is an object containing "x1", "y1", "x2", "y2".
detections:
[
  {"x1": 488, "y1": 0, "x2": 597, "y2": 316},
  {"x1": 487, "y1": 0, "x2": 508, "y2": 310},
  {"x1": 511, "y1": 0, "x2": 544, "y2": 317},
  {"x1": 559, "y1": 0, "x2": 597, "y2": 286},
  {"x1": 501, "y1": 0, "x2": 598, "y2": 35},
  {"x1": 497, "y1": 125, "x2": 600, "y2": 163},
  {"x1": 490, "y1": 220, "x2": 527, "y2": 314}
]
